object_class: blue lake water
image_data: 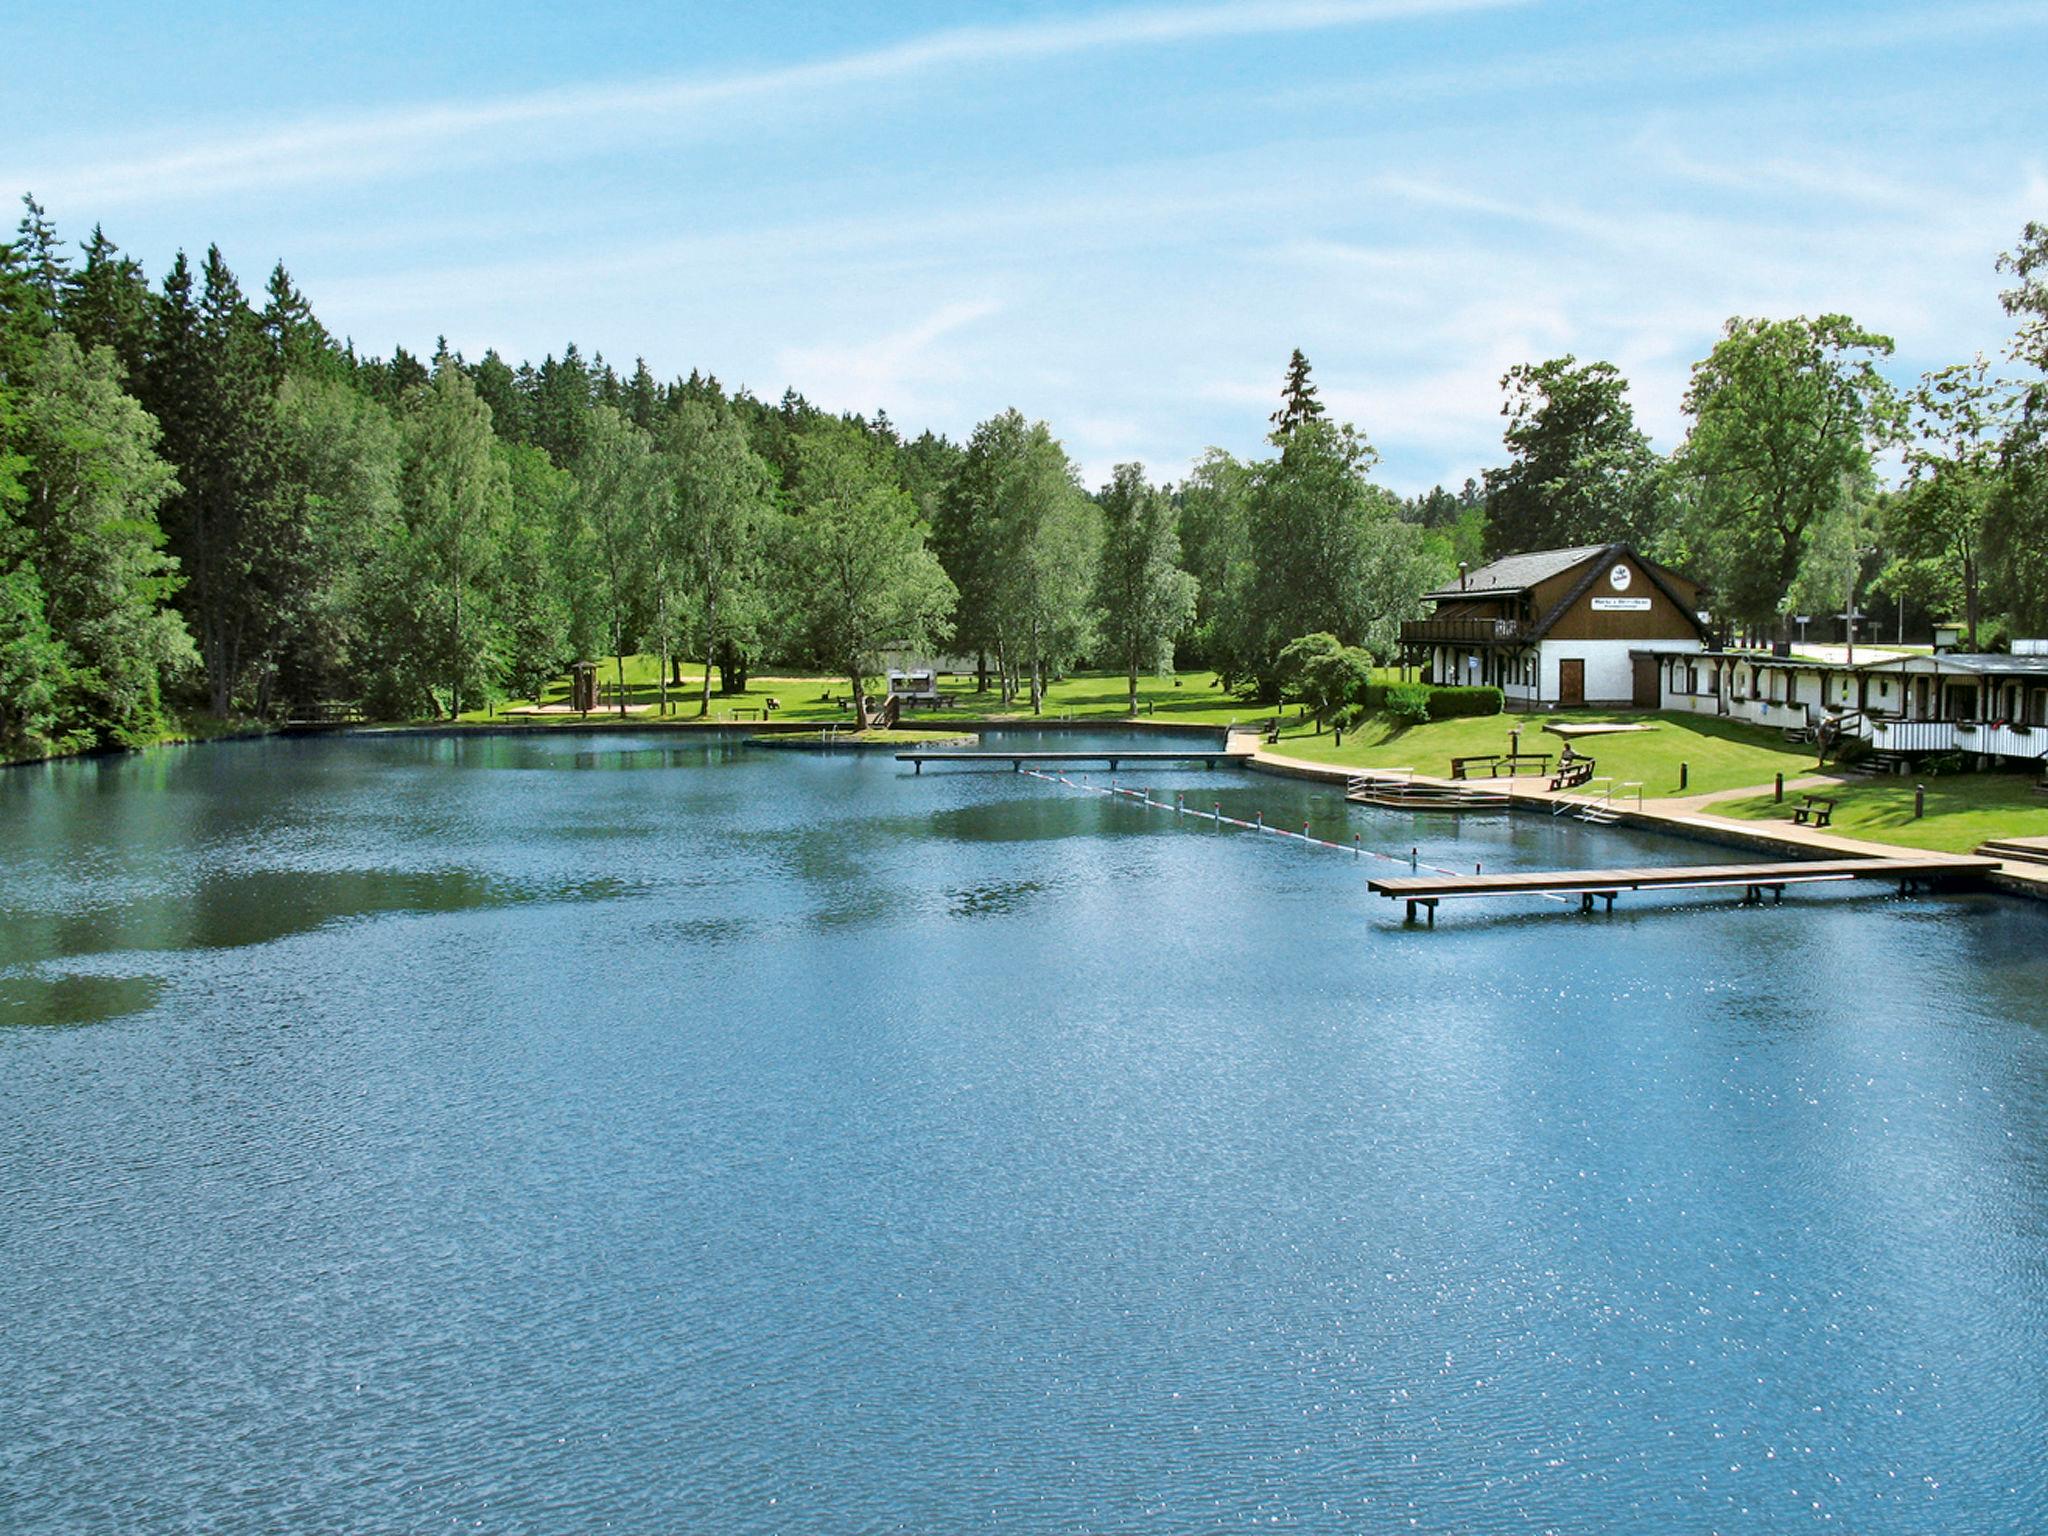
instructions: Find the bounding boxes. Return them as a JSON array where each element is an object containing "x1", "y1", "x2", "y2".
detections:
[{"x1": 3, "y1": 729, "x2": 2046, "y2": 1533}]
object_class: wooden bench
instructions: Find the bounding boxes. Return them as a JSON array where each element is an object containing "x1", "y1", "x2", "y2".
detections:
[
  {"x1": 1498, "y1": 751, "x2": 1552, "y2": 777},
  {"x1": 1448, "y1": 754, "x2": 1498, "y2": 781},
  {"x1": 1790, "y1": 794, "x2": 1836, "y2": 828},
  {"x1": 727, "y1": 705, "x2": 764, "y2": 721},
  {"x1": 1549, "y1": 752, "x2": 1595, "y2": 792}
]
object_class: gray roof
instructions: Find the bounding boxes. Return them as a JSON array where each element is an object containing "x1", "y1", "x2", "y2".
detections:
[
  {"x1": 1888, "y1": 652, "x2": 2048, "y2": 676},
  {"x1": 1423, "y1": 544, "x2": 1612, "y2": 600}
]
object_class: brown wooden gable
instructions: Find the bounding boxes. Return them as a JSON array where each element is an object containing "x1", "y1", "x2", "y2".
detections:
[{"x1": 1536, "y1": 550, "x2": 1708, "y2": 643}]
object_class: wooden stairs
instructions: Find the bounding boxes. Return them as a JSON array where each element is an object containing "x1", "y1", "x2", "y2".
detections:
[
  {"x1": 1346, "y1": 772, "x2": 1509, "y2": 813},
  {"x1": 1978, "y1": 838, "x2": 2048, "y2": 868}
]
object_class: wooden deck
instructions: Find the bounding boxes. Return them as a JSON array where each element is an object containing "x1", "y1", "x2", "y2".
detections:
[
  {"x1": 899, "y1": 750, "x2": 1236, "y2": 772},
  {"x1": 1370, "y1": 854, "x2": 1999, "y2": 924}
]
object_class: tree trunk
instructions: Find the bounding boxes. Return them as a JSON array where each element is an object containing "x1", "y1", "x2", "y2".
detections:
[
  {"x1": 1964, "y1": 554, "x2": 1980, "y2": 651},
  {"x1": 1030, "y1": 619, "x2": 1043, "y2": 714},
  {"x1": 615, "y1": 647, "x2": 627, "y2": 716},
  {"x1": 1127, "y1": 654, "x2": 1139, "y2": 716},
  {"x1": 851, "y1": 667, "x2": 869, "y2": 729},
  {"x1": 976, "y1": 649, "x2": 988, "y2": 694},
  {"x1": 700, "y1": 591, "x2": 717, "y2": 718}
]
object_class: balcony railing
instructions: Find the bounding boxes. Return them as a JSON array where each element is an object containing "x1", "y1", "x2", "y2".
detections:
[
  {"x1": 1400, "y1": 617, "x2": 1530, "y2": 647},
  {"x1": 1869, "y1": 720, "x2": 2048, "y2": 758}
]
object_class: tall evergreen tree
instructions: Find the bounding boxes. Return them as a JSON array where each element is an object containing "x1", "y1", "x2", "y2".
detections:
[
  {"x1": 260, "y1": 262, "x2": 340, "y2": 382},
  {"x1": 13, "y1": 195, "x2": 68, "y2": 334},
  {"x1": 1269, "y1": 348, "x2": 1325, "y2": 435},
  {"x1": 142, "y1": 246, "x2": 287, "y2": 714},
  {"x1": 62, "y1": 225, "x2": 153, "y2": 384}
]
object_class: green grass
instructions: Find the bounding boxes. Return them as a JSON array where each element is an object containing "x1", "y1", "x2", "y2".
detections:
[
  {"x1": 1261, "y1": 709, "x2": 1822, "y2": 797},
  {"x1": 1715, "y1": 772, "x2": 2048, "y2": 853},
  {"x1": 456, "y1": 659, "x2": 1369, "y2": 729}
]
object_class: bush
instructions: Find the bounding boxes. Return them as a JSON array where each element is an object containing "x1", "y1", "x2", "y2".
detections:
[
  {"x1": 1384, "y1": 682, "x2": 1432, "y2": 725},
  {"x1": 1424, "y1": 685, "x2": 1504, "y2": 720}
]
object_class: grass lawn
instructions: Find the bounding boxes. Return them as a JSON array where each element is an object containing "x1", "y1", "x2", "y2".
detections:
[
  {"x1": 1262, "y1": 709, "x2": 1823, "y2": 797},
  {"x1": 1715, "y1": 772, "x2": 2048, "y2": 853},
  {"x1": 455, "y1": 659, "x2": 1375, "y2": 729}
]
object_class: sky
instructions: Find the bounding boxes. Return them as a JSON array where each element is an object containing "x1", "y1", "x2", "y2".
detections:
[{"x1": 6, "y1": 0, "x2": 2046, "y2": 493}]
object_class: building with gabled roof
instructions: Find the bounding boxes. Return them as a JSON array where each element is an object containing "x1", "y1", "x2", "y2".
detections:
[{"x1": 1402, "y1": 542, "x2": 1712, "y2": 709}]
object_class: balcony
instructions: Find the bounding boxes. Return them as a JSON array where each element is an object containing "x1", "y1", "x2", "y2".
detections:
[
  {"x1": 1869, "y1": 720, "x2": 2048, "y2": 759},
  {"x1": 1400, "y1": 617, "x2": 1531, "y2": 647}
]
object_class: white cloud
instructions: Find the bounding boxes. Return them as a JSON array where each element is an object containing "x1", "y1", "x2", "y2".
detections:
[
  {"x1": 6, "y1": 0, "x2": 1529, "y2": 207},
  {"x1": 775, "y1": 298, "x2": 1005, "y2": 422}
]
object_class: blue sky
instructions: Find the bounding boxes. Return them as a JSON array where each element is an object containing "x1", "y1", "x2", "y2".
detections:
[{"x1": 7, "y1": 1, "x2": 2045, "y2": 492}]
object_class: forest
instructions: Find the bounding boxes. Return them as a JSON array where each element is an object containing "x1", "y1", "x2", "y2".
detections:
[{"x1": 1, "y1": 192, "x2": 2045, "y2": 758}]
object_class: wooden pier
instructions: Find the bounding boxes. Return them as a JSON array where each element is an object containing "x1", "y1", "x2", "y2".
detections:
[
  {"x1": 1370, "y1": 855, "x2": 1999, "y2": 925},
  {"x1": 899, "y1": 750, "x2": 1236, "y2": 773}
]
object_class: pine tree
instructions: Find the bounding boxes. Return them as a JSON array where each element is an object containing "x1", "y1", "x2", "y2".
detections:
[
  {"x1": 141, "y1": 246, "x2": 288, "y2": 714},
  {"x1": 261, "y1": 262, "x2": 339, "y2": 381},
  {"x1": 62, "y1": 225, "x2": 153, "y2": 384},
  {"x1": 13, "y1": 195, "x2": 68, "y2": 334},
  {"x1": 469, "y1": 350, "x2": 527, "y2": 441},
  {"x1": 1269, "y1": 348, "x2": 1326, "y2": 437}
]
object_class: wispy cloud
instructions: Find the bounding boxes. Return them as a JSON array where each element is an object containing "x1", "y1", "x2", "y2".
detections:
[
  {"x1": 776, "y1": 298, "x2": 1005, "y2": 420},
  {"x1": 7, "y1": 0, "x2": 1528, "y2": 206}
]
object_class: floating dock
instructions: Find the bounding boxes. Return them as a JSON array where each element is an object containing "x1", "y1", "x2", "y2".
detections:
[
  {"x1": 899, "y1": 750, "x2": 1237, "y2": 772},
  {"x1": 1370, "y1": 855, "x2": 2000, "y2": 925}
]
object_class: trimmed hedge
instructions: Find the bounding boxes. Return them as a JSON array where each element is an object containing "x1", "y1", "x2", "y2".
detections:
[
  {"x1": 1422, "y1": 685, "x2": 1504, "y2": 719},
  {"x1": 1358, "y1": 681, "x2": 1505, "y2": 721}
]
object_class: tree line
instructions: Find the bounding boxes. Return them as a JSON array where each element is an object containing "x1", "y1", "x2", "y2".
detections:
[{"x1": 2, "y1": 192, "x2": 2045, "y2": 757}]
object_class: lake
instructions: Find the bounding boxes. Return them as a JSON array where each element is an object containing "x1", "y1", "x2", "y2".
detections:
[{"x1": 4, "y1": 730, "x2": 2046, "y2": 1533}]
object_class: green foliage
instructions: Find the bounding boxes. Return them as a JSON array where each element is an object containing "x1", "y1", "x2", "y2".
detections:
[
  {"x1": 777, "y1": 418, "x2": 956, "y2": 711},
  {"x1": 1269, "y1": 348, "x2": 1325, "y2": 436},
  {"x1": 1176, "y1": 448, "x2": 1250, "y2": 668},
  {"x1": 1421, "y1": 684, "x2": 1504, "y2": 719},
  {"x1": 1275, "y1": 631, "x2": 1375, "y2": 724},
  {"x1": 1482, "y1": 357, "x2": 1667, "y2": 558},
  {"x1": 1383, "y1": 681, "x2": 1432, "y2": 724},
  {"x1": 1670, "y1": 314, "x2": 1904, "y2": 632},
  {"x1": 1094, "y1": 463, "x2": 1197, "y2": 713},
  {"x1": 653, "y1": 399, "x2": 776, "y2": 715},
  {"x1": 14, "y1": 334, "x2": 192, "y2": 745},
  {"x1": 1216, "y1": 413, "x2": 1434, "y2": 698}
]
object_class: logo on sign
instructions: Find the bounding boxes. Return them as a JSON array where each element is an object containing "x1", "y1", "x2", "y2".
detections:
[{"x1": 1609, "y1": 564, "x2": 1633, "y2": 591}]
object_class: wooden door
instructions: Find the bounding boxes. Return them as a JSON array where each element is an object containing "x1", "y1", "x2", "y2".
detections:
[
  {"x1": 1630, "y1": 655, "x2": 1659, "y2": 709},
  {"x1": 1559, "y1": 658, "x2": 1585, "y2": 707}
]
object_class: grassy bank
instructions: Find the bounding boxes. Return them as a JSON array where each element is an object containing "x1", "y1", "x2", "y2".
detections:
[
  {"x1": 2, "y1": 709, "x2": 275, "y2": 767},
  {"x1": 458, "y1": 660, "x2": 1362, "y2": 729},
  {"x1": 1715, "y1": 773, "x2": 2048, "y2": 853},
  {"x1": 1260, "y1": 709, "x2": 1822, "y2": 797}
]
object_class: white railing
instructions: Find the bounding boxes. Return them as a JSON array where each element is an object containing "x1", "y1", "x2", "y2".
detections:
[{"x1": 1869, "y1": 720, "x2": 2048, "y2": 758}]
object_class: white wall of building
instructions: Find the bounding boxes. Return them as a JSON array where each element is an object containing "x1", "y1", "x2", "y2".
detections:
[{"x1": 1541, "y1": 639, "x2": 1699, "y2": 704}]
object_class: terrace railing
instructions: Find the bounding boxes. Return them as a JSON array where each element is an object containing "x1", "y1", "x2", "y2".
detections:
[
  {"x1": 1399, "y1": 617, "x2": 1531, "y2": 647},
  {"x1": 1870, "y1": 719, "x2": 2047, "y2": 758}
]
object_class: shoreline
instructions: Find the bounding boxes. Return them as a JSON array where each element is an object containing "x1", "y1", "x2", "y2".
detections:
[
  {"x1": 11, "y1": 713, "x2": 2041, "y2": 903},
  {"x1": 1245, "y1": 747, "x2": 2048, "y2": 904}
]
